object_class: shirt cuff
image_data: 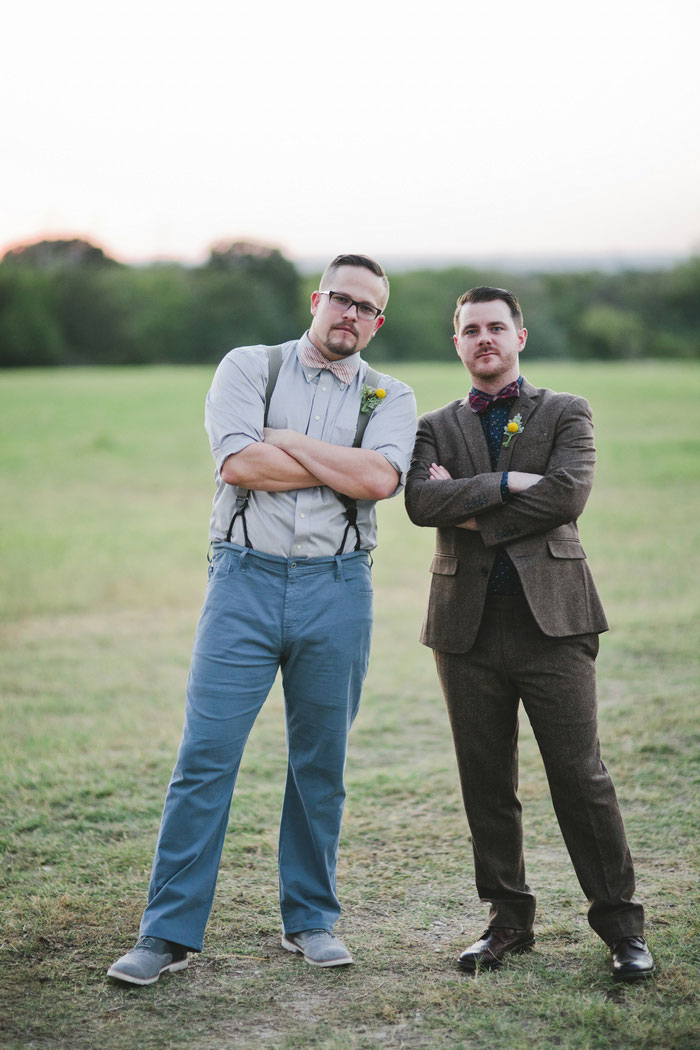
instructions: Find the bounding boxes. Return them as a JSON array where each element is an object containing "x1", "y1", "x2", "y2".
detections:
[{"x1": 212, "y1": 436, "x2": 258, "y2": 473}]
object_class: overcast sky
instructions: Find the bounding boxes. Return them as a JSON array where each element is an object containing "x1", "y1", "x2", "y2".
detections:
[{"x1": 3, "y1": 0, "x2": 699, "y2": 265}]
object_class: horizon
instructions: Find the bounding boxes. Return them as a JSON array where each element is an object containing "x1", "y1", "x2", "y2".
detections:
[{"x1": 1, "y1": 233, "x2": 692, "y2": 276}]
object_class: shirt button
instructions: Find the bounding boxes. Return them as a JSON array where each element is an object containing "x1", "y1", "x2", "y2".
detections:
[
  {"x1": 321, "y1": 385, "x2": 327, "y2": 391},
  {"x1": 314, "y1": 415, "x2": 320, "y2": 421},
  {"x1": 296, "y1": 545, "x2": 302, "y2": 550},
  {"x1": 300, "y1": 513, "x2": 305, "y2": 518}
]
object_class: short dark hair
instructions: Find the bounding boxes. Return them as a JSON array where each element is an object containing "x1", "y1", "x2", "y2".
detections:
[
  {"x1": 320, "y1": 254, "x2": 390, "y2": 307},
  {"x1": 454, "y1": 286, "x2": 523, "y2": 333}
]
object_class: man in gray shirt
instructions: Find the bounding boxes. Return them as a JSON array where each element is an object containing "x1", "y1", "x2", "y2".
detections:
[{"x1": 108, "y1": 254, "x2": 417, "y2": 984}]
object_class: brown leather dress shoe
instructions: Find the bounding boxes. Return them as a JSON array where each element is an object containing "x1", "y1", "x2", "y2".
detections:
[
  {"x1": 611, "y1": 936, "x2": 655, "y2": 981},
  {"x1": 457, "y1": 927, "x2": 535, "y2": 971}
]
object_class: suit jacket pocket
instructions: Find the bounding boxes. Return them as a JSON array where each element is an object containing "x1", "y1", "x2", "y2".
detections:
[
  {"x1": 547, "y1": 538, "x2": 586, "y2": 559},
  {"x1": 429, "y1": 553, "x2": 458, "y2": 575}
]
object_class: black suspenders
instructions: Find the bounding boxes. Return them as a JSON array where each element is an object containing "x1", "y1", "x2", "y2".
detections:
[
  {"x1": 225, "y1": 345, "x2": 284, "y2": 546},
  {"x1": 225, "y1": 345, "x2": 380, "y2": 554}
]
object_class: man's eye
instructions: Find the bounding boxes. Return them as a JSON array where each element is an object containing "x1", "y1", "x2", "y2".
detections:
[{"x1": 333, "y1": 294, "x2": 352, "y2": 307}]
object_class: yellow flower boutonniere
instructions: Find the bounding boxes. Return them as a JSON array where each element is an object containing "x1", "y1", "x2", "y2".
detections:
[
  {"x1": 502, "y1": 413, "x2": 525, "y2": 448},
  {"x1": 360, "y1": 384, "x2": 386, "y2": 414}
]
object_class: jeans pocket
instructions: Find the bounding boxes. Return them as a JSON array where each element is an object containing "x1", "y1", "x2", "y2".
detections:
[{"x1": 208, "y1": 548, "x2": 234, "y2": 582}]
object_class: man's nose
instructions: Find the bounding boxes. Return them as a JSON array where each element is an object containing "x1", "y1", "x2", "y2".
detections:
[{"x1": 341, "y1": 302, "x2": 360, "y2": 318}]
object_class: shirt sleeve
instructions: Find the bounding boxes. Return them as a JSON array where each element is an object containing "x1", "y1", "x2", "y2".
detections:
[
  {"x1": 204, "y1": 347, "x2": 269, "y2": 471},
  {"x1": 360, "y1": 376, "x2": 418, "y2": 495}
]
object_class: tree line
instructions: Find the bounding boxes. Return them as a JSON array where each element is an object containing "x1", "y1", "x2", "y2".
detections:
[{"x1": 1, "y1": 238, "x2": 698, "y2": 366}]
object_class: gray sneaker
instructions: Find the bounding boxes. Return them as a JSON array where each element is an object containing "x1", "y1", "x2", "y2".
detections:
[
  {"x1": 281, "y1": 929, "x2": 353, "y2": 967},
  {"x1": 107, "y1": 935, "x2": 188, "y2": 986}
]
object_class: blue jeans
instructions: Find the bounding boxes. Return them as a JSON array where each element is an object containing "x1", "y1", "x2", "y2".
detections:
[{"x1": 140, "y1": 542, "x2": 373, "y2": 951}]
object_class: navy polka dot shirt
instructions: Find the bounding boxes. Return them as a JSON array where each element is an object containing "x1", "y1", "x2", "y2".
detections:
[{"x1": 474, "y1": 381, "x2": 524, "y2": 596}]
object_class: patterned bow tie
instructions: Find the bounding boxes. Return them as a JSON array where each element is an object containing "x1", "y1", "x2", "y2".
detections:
[
  {"x1": 298, "y1": 341, "x2": 359, "y2": 383},
  {"x1": 468, "y1": 380, "x2": 521, "y2": 415}
]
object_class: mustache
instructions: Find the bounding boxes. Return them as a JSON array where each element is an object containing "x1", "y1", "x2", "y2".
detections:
[{"x1": 331, "y1": 323, "x2": 358, "y2": 336}]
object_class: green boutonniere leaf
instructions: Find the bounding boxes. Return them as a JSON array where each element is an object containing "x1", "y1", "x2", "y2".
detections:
[{"x1": 360, "y1": 384, "x2": 387, "y2": 415}]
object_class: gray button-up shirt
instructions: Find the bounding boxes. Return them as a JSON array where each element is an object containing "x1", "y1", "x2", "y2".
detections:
[{"x1": 205, "y1": 333, "x2": 417, "y2": 557}]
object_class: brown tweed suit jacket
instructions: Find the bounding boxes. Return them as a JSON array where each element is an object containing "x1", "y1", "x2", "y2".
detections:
[{"x1": 404, "y1": 378, "x2": 608, "y2": 653}]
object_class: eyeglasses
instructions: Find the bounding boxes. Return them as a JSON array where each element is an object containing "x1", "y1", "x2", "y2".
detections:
[{"x1": 319, "y1": 290, "x2": 383, "y2": 320}]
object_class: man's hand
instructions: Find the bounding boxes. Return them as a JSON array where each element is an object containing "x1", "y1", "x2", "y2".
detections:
[
  {"x1": 263, "y1": 428, "x2": 399, "y2": 501},
  {"x1": 263, "y1": 428, "x2": 295, "y2": 450},
  {"x1": 429, "y1": 462, "x2": 453, "y2": 481},
  {"x1": 221, "y1": 441, "x2": 321, "y2": 491}
]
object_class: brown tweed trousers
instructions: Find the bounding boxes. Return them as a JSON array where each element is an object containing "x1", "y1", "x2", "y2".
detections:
[{"x1": 404, "y1": 379, "x2": 644, "y2": 944}]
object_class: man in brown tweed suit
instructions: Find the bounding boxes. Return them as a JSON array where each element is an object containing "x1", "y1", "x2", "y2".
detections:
[{"x1": 404, "y1": 286, "x2": 654, "y2": 982}]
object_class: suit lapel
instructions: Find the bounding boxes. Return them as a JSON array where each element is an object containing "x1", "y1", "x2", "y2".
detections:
[
  {"x1": 496, "y1": 379, "x2": 539, "y2": 472},
  {"x1": 455, "y1": 398, "x2": 491, "y2": 475}
]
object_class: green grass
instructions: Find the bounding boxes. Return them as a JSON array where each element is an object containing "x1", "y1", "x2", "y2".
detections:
[{"x1": 1, "y1": 361, "x2": 699, "y2": 1050}]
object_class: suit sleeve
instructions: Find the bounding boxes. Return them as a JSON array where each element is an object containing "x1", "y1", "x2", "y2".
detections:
[
  {"x1": 477, "y1": 396, "x2": 596, "y2": 547},
  {"x1": 404, "y1": 413, "x2": 504, "y2": 527}
]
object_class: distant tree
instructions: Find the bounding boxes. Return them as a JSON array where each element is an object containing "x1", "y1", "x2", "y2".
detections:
[
  {"x1": 193, "y1": 240, "x2": 305, "y2": 357},
  {"x1": 117, "y1": 265, "x2": 196, "y2": 363},
  {"x1": 659, "y1": 256, "x2": 700, "y2": 341},
  {"x1": 2, "y1": 237, "x2": 118, "y2": 270},
  {"x1": 205, "y1": 240, "x2": 301, "y2": 316},
  {"x1": 371, "y1": 267, "x2": 574, "y2": 361},
  {"x1": 640, "y1": 258, "x2": 700, "y2": 358},
  {"x1": 576, "y1": 304, "x2": 646, "y2": 359},
  {"x1": 0, "y1": 238, "x2": 128, "y2": 363},
  {"x1": 206, "y1": 240, "x2": 280, "y2": 267},
  {"x1": 1, "y1": 238, "x2": 698, "y2": 366},
  {"x1": 50, "y1": 267, "x2": 134, "y2": 364},
  {"x1": 0, "y1": 268, "x2": 65, "y2": 366}
]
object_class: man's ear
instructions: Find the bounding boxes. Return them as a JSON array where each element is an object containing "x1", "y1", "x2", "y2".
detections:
[
  {"x1": 310, "y1": 290, "x2": 321, "y2": 316},
  {"x1": 517, "y1": 326, "x2": 528, "y2": 352}
]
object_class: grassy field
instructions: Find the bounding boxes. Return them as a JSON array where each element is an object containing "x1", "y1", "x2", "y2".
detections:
[{"x1": 1, "y1": 361, "x2": 699, "y2": 1050}]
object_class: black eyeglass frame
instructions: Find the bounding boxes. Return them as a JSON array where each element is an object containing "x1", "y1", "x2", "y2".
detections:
[{"x1": 318, "y1": 290, "x2": 383, "y2": 320}]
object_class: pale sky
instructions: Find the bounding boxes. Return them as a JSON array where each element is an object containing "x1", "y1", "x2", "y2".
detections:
[{"x1": 3, "y1": 0, "x2": 699, "y2": 265}]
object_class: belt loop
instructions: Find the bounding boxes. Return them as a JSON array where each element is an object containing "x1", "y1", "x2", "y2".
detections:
[
  {"x1": 334, "y1": 555, "x2": 344, "y2": 582},
  {"x1": 367, "y1": 551, "x2": 374, "y2": 569},
  {"x1": 207, "y1": 541, "x2": 213, "y2": 564},
  {"x1": 239, "y1": 548, "x2": 249, "y2": 573}
]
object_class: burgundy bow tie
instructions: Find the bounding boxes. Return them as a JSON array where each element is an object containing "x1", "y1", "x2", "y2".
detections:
[{"x1": 468, "y1": 380, "x2": 521, "y2": 415}]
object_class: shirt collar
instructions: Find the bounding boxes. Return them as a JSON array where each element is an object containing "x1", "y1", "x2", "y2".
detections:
[{"x1": 297, "y1": 331, "x2": 361, "y2": 385}]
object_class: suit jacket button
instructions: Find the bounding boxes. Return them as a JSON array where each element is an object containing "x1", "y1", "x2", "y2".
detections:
[{"x1": 480, "y1": 567, "x2": 489, "y2": 577}]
